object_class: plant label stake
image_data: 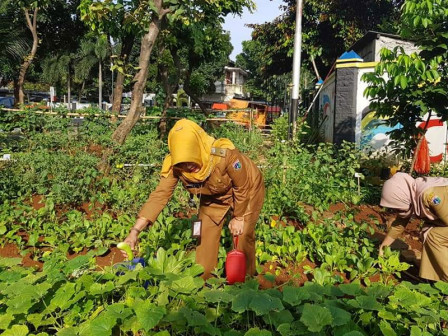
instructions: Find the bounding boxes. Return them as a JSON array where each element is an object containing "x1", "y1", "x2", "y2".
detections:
[{"x1": 225, "y1": 236, "x2": 246, "y2": 284}]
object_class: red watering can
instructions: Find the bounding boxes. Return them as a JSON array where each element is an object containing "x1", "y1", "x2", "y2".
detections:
[{"x1": 225, "y1": 236, "x2": 246, "y2": 284}]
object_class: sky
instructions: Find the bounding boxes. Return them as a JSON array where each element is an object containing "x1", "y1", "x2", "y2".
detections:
[{"x1": 223, "y1": 0, "x2": 285, "y2": 61}]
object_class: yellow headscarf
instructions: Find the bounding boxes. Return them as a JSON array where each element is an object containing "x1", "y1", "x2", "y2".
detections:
[{"x1": 161, "y1": 119, "x2": 235, "y2": 182}]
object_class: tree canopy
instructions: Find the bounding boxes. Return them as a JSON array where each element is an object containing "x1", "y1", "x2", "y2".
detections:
[{"x1": 363, "y1": 0, "x2": 448, "y2": 151}]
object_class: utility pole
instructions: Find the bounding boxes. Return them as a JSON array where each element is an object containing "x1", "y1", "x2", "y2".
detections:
[{"x1": 288, "y1": 0, "x2": 303, "y2": 139}]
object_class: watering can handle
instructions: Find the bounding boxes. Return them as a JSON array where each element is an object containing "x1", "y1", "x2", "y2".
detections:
[{"x1": 233, "y1": 236, "x2": 239, "y2": 250}]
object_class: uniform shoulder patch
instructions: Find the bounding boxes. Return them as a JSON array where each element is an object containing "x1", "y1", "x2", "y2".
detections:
[
  {"x1": 432, "y1": 196, "x2": 441, "y2": 206},
  {"x1": 233, "y1": 159, "x2": 242, "y2": 170},
  {"x1": 211, "y1": 147, "x2": 227, "y2": 157}
]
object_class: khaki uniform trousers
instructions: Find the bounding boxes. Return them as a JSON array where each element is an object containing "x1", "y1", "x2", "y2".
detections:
[
  {"x1": 195, "y1": 185, "x2": 265, "y2": 280},
  {"x1": 420, "y1": 226, "x2": 448, "y2": 281}
]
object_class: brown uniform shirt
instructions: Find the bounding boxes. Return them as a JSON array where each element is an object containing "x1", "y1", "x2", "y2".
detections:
[
  {"x1": 386, "y1": 186, "x2": 448, "y2": 239},
  {"x1": 138, "y1": 148, "x2": 264, "y2": 224}
]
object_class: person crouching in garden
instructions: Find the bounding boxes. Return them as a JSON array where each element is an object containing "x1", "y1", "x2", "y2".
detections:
[
  {"x1": 379, "y1": 172, "x2": 448, "y2": 281},
  {"x1": 121, "y1": 119, "x2": 265, "y2": 279}
]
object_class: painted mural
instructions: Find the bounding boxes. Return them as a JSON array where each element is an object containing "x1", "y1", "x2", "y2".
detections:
[
  {"x1": 318, "y1": 75, "x2": 335, "y2": 142},
  {"x1": 359, "y1": 111, "x2": 447, "y2": 162},
  {"x1": 360, "y1": 111, "x2": 402, "y2": 150}
]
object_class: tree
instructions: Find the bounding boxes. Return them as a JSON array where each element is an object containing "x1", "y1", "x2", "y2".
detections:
[
  {"x1": 0, "y1": 4, "x2": 29, "y2": 87},
  {"x1": 239, "y1": 0, "x2": 403, "y2": 102},
  {"x1": 79, "y1": 0, "x2": 140, "y2": 114},
  {"x1": 81, "y1": 0, "x2": 254, "y2": 149},
  {"x1": 14, "y1": 0, "x2": 49, "y2": 105},
  {"x1": 179, "y1": 22, "x2": 233, "y2": 114},
  {"x1": 75, "y1": 36, "x2": 110, "y2": 106},
  {"x1": 363, "y1": 0, "x2": 448, "y2": 152},
  {"x1": 41, "y1": 53, "x2": 75, "y2": 105}
]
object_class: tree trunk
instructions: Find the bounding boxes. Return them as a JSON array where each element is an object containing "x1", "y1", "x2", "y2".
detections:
[
  {"x1": 98, "y1": 61, "x2": 102, "y2": 107},
  {"x1": 17, "y1": 7, "x2": 39, "y2": 106},
  {"x1": 158, "y1": 50, "x2": 180, "y2": 137},
  {"x1": 67, "y1": 71, "x2": 71, "y2": 108},
  {"x1": 111, "y1": 34, "x2": 135, "y2": 114},
  {"x1": 78, "y1": 81, "x2": 85, "y2": 104},
  {"x1": 159, "y1": 69, "x2": 174, "y2": 137},
  {"x1": 99, "y1": 1, "x2": 167, "y2": 173},
  {"x1": 111, "y1": 10, "x2": 165, "y2": 145},
  {"x1": 13, "y1": 78, "x2": 19, "y2": 106},
  {"x1": 184, "y1": 83, "x2": 209, "y2": 115}
]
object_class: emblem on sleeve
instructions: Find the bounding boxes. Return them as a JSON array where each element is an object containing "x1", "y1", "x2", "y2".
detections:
[
  {"x1": 233, "y1": 159, "x2": 242, "y2": 170},
  {"x1": 432, "y1": 196, "x2": 441, "y2": 206}
]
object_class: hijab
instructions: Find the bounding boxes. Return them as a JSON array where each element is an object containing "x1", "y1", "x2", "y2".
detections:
[
  {"x1": 380, "y1": 172, "x2": 448, "y2": 220},
  {"x1": 160, "y1": 119, "x2": 235, "y2": 183}
]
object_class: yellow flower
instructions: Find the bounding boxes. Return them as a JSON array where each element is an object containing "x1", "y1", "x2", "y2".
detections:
[{"x1": 270, "y1": 219, "x2": 277, "y2": 228}]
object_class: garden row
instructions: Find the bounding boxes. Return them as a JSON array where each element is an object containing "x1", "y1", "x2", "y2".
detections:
[{"x1": 0, "y1": 109, "x2": 445, "y2": 334}]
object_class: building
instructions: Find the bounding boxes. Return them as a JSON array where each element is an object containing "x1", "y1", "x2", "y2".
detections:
[
  {"x1": 202, "y1": 65, "x2": 248, "y2": 103},
  {"x1": 314, "y1": 31, "x2": 447, "y2": 162}
]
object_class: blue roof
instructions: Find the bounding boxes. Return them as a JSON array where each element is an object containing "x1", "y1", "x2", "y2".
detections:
[{"x1": 338, "y1": 50, "x2": 363, "y2": 61}]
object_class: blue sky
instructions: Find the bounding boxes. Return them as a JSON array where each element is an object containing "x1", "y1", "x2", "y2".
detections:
[{"x1": 223, "y1": 0, "x2": 284, "y2": 61}]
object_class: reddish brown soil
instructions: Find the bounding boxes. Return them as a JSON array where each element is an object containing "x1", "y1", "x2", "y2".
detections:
[
  {"x1": 79, "y1": 201, "x2": 105, "y2": 219},
  {"x1": 96, "y1": 247, "x2": 127, "y2": 268},
  {"x1": 31, "y1": 195, "x2": 45, "y2": 210},
  {"x1": 257, "y1": 259, "x2": 316, "y2": 289},
  {"x1": 86, "y1": 144, "x2": 104, "y2": 157},
  {"x1": 0, "y1": 202, "x2": 425, "y2": 285}
]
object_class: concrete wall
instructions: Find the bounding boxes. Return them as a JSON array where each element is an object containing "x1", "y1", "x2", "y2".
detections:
[
  {"x1": 333, "y1": 66, "x2": 358, "y2": 144},
  {"x1": 376, "y1": 36, "x2": 419, "y2": 61}
]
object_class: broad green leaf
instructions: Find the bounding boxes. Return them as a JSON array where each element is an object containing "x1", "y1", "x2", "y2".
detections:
[
  {"x1": 1, "y1": 325, "x2": 29, "y2": 336},
  {"x1": 153, "y1": 332, "x2": 171, "y2": 336},
  {"x1": 5, "y1": 296, "x2": 34, "y2": 315},
  {"x1": 134, "y1": 301, "x2": 166, "y2": 331},
  {"x1": 116, "y1": 271, "x2": 137, "y2": 285},
  {"x1": 249, "y1": 292, "x2": 284, "y2": 316},
  {"x1": 56, "y1": 327, "x2": 79, "y2": 336},
  {"x1": 343, "y1": 332, "x2": 364, "y2": 336},
  {"x1": 63, "y1": 255, "x2": 91, "y2": 275},
  {"x1": 170, "y1": 275, "x2": 202, "y2": 294},
  {"x1": 266, "y1": 310, "x2": 294, "y2": 328},
  {"x1": 410, "y1": 326, "x2": 423, "y2": 336},
  {"x1": 244, "y1": 328, "x2": 272, "y2": 336},
  {"x1": 326, "y1": 305, "x2": 351, "y2": 326},
  {"x1": 50, "y1": 283, "x2": 76, "y2": 310},
  {"x1": 203, "y1": 289, "x2": 233, "y2": 303},
  {"x1": 348, "y1": 295, "x2": 382, "y2": 311},
  {"x1": 338, "y1": 283, "x2": 363, "y2": 296},
  {"x1": 232, "y1": 289, "x2": 255, "y2": 313},
  {"x1": 379, "y1": 320, "x2": 397, "y2": 336},
  {"x1": 389, "y1": 287, "x2": 431, "y2": 308},
  {"x1": 277, "y1": 323, "x2": 291, "y2": 336},
  {"x1": 435, "y1": 282, "x2": 448, "y2": 294},
  {"x1": 27, "y1": 313, "x2": 56, "y2": 329},
  {"x1": 89, "y1": 314, "x2": 116, "y2": 335},
  {"x1": 0, "y1": 258, "x2": 22, "y2": 268},
  {"x1": 378, "y1": 310, "x2": 398, "y2": 321},
  {"x1": 282, "y1": 286, "x2": 310, "y2": 306},
  {"x1": 89, "y1": 281, "x2": 114, "y2": 296},
  {"x1": 300, "y1": 303, "x2": 333, "y2": 332},
  {"x1": 179, "y1": 307, "x2": 208, "y2": 327},
  {"x1": 0, "y1": 313, "x2": 14, "y2": 329},
  {"x1": 104, "y1": 303, "x2": 133, "y2": 321}
]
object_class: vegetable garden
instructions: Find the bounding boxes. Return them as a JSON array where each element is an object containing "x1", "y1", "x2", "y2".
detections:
[{"x1": 1, "y1": 108, "x2": 448, "y2": 336}]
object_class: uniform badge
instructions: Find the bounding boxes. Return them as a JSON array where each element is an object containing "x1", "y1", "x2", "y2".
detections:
[
  {"x1": 432, "y1": 196, "x2": 441, "y2": 206},
  {"x1": 233, "y1": 159, "x2": 242, "y2": 170}
]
